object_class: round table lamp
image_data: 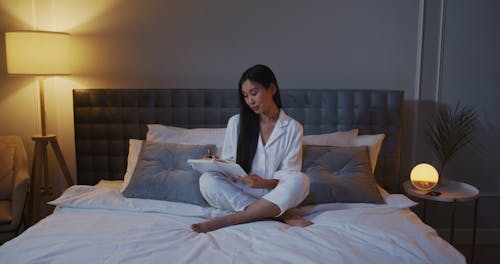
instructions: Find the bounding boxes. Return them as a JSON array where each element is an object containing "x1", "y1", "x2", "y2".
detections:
[{"x1": 410, "y1": 163, "x2": 439, "y2": 191}]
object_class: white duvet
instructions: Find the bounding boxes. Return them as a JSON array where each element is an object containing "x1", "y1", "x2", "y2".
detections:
[{"x1": 0, "y1": 183, "x2": 465, "y2": 264}]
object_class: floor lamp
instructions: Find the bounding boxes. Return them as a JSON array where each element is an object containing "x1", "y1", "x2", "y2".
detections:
[{"x1": 5, "y1": 31, "x2": 74, "y2": 226}]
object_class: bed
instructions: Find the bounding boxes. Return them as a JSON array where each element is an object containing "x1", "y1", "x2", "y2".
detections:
[{"x1": 0, "y1": 89, "x2": 465, "y2": 263}]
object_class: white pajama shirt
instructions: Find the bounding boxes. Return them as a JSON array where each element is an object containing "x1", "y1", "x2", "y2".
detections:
[{"x1": 199, "y1": 110, "x2": 310, "y2": 215}]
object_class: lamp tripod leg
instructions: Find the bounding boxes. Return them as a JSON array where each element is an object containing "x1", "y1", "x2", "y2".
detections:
[
  {"x1": 28, "y1": 141, "x2": 44, "y2": 226},
  {"x1": 29, "y1": 135, "x2": 74, "y2": 226},
  {"x1": 49, "y1": 138, "x2": 74, "y2": 186},
  {"x1": 41, "y1": 141, "x2": 51, "y2": 195}
]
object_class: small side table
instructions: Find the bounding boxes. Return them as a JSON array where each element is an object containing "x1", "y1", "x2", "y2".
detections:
[{"x1": 403, "y1": 180, "x2": 479, "y2": 262}]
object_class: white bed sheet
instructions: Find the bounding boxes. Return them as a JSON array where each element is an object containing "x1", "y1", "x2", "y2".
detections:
[{"x1": 0, "y1": 183, "x2": 465, "y2": 264}]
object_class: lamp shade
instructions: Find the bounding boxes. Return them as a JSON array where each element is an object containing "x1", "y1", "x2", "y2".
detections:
[
  {"x1": 5, "y1": 31, "x2": 71, "y2": 75},
  {"x1": 410, "y1": 163, "x2": 439, "y2": 191}
]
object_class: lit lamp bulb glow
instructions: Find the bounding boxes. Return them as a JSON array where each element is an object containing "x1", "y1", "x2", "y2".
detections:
[{"x1": 410, "y1": 163, "x2": 439, "y2": 191}]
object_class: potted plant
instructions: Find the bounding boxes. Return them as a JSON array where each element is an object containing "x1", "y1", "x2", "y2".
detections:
[{"x1": 425, "y1": 102, "x2": 478, "y2": 179}]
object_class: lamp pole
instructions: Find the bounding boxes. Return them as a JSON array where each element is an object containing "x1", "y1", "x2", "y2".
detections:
[{"x1": 38, "y1": 77, "x2": 47, "y2": 136}]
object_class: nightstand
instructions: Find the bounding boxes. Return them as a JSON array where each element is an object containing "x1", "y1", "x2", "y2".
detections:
[{"x1": 403, "y1": 180, "x2": 479, "y2": 262}]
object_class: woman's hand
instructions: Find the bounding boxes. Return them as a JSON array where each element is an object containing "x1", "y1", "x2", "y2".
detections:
[{"x1": 236, "y1": 174, "x2": 278, "y2": 189}]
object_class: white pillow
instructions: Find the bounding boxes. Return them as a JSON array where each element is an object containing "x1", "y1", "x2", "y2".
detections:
[
  {"x1": 146, "y1": 124, "x2": 226, "y2": 156},
  {"x1": 97, "y1": 179, "x2": 124, "y2": 190},
  {"x1": 121, "y1": 139, "x2": 143, "y2": 192},
  {"x1": 344, "y1": 133, "x2": 385, "y2": 173},
  {"x1": 303, "y1": 129, "x2": 358, "y2": 146},
  {"x1": 384, "y1": 194, "x2": 418, "y2": 209},
  {"x1": 303, "y1": 130, "x2": 384, "y2": 173},
  {"x1": 376, "y1": 184, "x2": 390, "y2": 198}
]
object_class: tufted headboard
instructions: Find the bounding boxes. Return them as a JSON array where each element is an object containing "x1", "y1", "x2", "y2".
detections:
[{"x1": 73, "y1": 89, "x2": 403, "y2": 193}]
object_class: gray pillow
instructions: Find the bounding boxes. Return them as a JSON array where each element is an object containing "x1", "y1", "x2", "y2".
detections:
[
  {"x1": 301, "y1": 145, "x2": 384, "y2": 205},
  {"x1": 122, "y1": 140, "x2": 215, "y2": 206}
]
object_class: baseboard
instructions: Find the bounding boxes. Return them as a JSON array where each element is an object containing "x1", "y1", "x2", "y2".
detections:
[{"x1": 436, "y1": 228, "x2": 500, "y2": 245}]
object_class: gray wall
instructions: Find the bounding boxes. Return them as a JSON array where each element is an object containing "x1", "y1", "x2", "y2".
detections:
[
  {"x1": 414, "y1": 0, "x2": 500, "y2": 244},
  {"x1": 0, "y1": 0, "x2": 498, "y2": 244},
  {"x1": 442, "y1": 0, "x2": 500, "y2": 241}
]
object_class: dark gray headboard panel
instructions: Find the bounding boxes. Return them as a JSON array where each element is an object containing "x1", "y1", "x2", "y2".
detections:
[{"x1": 73, "y1": 89, "x2": 403, "y2": 193}]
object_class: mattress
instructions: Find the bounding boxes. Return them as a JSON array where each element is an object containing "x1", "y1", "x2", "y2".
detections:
[{"x1": 0, "y1": 181, "x2": 465, "y2": 264}]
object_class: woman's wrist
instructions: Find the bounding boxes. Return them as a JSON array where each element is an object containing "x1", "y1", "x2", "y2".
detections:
[{"x1": 265, "y1": 179, "x2": 278, "y2": 189}]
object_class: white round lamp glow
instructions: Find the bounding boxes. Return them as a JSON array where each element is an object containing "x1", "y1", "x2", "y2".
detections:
[{"x1": 410, "y1": 163, "x2": 439, "y2": 191}]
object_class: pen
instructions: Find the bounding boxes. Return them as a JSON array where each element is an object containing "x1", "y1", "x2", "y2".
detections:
[{"x1": 205, "y1": 148, "x2": 212, "y2": 159}]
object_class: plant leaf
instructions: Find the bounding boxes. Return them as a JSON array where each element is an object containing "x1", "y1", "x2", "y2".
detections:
[{"x1": 424, "y1": 102, "x2": 478, "y2": 171}]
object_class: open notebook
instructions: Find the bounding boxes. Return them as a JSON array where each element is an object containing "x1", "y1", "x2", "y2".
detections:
[{"x1": 188, "y1": 159, "x2": 247, "y2": 177}]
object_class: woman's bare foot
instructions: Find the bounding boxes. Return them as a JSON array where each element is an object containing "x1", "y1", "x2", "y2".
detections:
[
  {"x1": 191, "y1": 199, "x2": 282, "y2": 233},
  {"x1": 278, "y1": 210, "x2": 313, "y2": 227},
  {"x1": 191, "y1": 212, "x2": 246, "y2": 233},
  {"x1": 191, "y1": 218, "x2": 228, "y2": 233}
]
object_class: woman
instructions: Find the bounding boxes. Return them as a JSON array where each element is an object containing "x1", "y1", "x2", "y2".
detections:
[{"x1": 191, "y1": 64, "x2": 312, "y2": 233}]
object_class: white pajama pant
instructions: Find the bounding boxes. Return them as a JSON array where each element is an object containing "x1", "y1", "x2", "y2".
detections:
[{"x1": 199, "y1": 171, "x2": 310, "y2": 216}]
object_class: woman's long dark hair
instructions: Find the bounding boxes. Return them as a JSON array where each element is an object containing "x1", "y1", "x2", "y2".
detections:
[{"x1": 236, "y1": 64, "x2": 283, "y2": 173}]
